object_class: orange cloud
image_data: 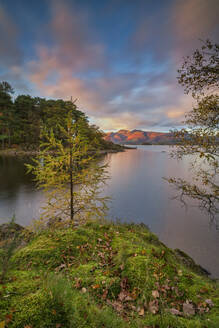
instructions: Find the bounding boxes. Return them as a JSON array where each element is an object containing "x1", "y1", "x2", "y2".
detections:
[{"x1": 25, "y1": 0, "x2": 214, "y2": 132}]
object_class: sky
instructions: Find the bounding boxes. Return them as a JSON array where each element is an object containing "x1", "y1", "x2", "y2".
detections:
[{"x1": 0, "y1": 0, "x2": 218, "y2": 132}]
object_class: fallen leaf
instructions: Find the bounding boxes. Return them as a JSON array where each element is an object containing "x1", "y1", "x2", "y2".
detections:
[
  {"x1": 0, "y1": 321, "x2": 5, "y2": 328},
  {"x1": 183, "y1": 302, "x2": 195, "y2": 316},
  {"x1": 200, "y1": 287, "x2": 208, "y2": 294},
  {"x1": 118, "y1": 291, "x2": 127, "y2": 301},
  {"x1": 120, "y1": 264, "x2": 124, "y2": 270},
  {"x1": 138, "y1": 308, "x2": 144, "y2": 316},
  {"x1": 152, "y1": 290, "x2": 159, "y2": 298},
  {"x1": 92, "y1": 284, "x2": 100, "y2": 289},
  {"x1": 169, "y1": 308, "x2": 182, "y2": 316},
  {"x1": 75, "y1": 278, "x2": 81, "y2": 288},
  {"x1": 197, "y1": 305, "x2": 206, "y2": 314},
  {"x1": 148, "y1": 301, "x2": 159, "y2": 314},
  {"x1": 58, "y1": 263, "x2": 66, "y2": 271},
  {"x1": 111, "y1": 301, "x2": 123, "y2": 312},
  {"x1": 125, "y1": 295, "x2": 133, "y2": 301},
  {"x1": 102, "y1": 289, "x2": 108, "y2": 300},
  {"x1": 205, "y1": 299, "x2": 214, "y2": 307},
  {"x1": 5, "y1": 314, "x2": 12, "y2": 324},
  {"x1": 120, "y1": 277, "x2": 129, "y2": 290},
  {"x1": 103, "y1": 270, "x2": 109, "y2": 275}
]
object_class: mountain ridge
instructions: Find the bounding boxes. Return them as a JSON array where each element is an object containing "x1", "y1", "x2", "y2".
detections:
[{"x1": 104, "y1": 129, "x2": 177, "y2": 145}]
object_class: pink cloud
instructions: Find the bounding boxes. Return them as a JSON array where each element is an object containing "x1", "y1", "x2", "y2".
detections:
[
  {"x1": 172, "y1": 0, "x2": 219, "y2": 41},
  {"x1": 25, "y1": 0, "x2": 215, "y2": 131}
]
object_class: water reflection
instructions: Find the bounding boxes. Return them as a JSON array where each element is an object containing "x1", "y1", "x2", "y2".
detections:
[
  {"x1": 103, "y1": 146, "x2": 219, "y2": 277},
  {"x1": 0, "y1": 146, "x2": 218, "y2": 277},
  {"x1": 0, "y1": 156, "x2": 44, "y2": 225}
]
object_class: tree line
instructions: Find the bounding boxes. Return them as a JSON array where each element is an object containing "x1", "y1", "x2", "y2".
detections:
[{"x1": 0, "y1": 82, "x2": 116, "y2": 151}]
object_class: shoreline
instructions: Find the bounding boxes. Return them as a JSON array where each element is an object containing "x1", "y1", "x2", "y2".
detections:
[
  {"x1": 0, "y1": 221, "x2": 212, "y2": 279},
  {"x1": 0, "y1": 146, "x2": 134, "y2": 157}
]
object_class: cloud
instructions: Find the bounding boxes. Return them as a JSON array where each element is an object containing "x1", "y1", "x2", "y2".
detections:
[
  {"x1": 171, "y1": 0, "x2": 219, "y2": 62},
  {"x1": 27, "y1": 0, "x2": 109, "y2": 109},
  {"x1": 130, "y1": 0, "x2": 219, "y2": 65},
  {"x1": 0, "y1": 4, "x2": 30, "y2": 93},
  {"x1": 28, "y1": 0, "x2": 106, "y2": 86},
  {"x1": 172, "y1": 0, "x2": 219, "y2": 41},
  {"x1": 4, "y1": 0, "x2": 217, "y2": 131},
  {"x1": 0, "y1": 5, "x2": 21, "y2": 67}
]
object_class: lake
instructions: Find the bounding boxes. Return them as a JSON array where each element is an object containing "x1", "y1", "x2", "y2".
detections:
[{"x1": 0, "y1": 145, "x2": 218, "y2": 277}]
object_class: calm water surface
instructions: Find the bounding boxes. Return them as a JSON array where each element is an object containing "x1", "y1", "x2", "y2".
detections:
[{"x1": 0, "y1": 146, "x2": 218, "y2": 277}]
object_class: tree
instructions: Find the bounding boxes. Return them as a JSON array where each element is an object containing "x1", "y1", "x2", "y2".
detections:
[
  {"x1": 0, "y1": 81, "x2": 14, "y2": 148},
  {"x1": 0, "y1": 82, "x2": 119, "y2": 151},
  {"x1": 27, "y1": 108, "x2": 109, "y2": 224},
  {"x1": 13, "y1": 95, "x2": 41, "y2": 147},
  {"x1": 167, "y1": 40, "x2": 219, "y2": 226}
]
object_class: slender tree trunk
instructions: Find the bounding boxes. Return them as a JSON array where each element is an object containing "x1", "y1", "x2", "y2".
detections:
[{"x1": 70, "y1": 144, "x2": 74, "y2": 221}]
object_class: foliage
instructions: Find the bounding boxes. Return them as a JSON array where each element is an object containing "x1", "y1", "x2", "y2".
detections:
[
  {"x1": 0, "y1": 81, "x2": 120, "y2": 151},
  {"x1": 0, "y1": 82, "x2": 14, "y2": 149},
  {"x1": 0, "y1": 216, "x2": 21, "y2": 282},
  {"x1": 166, "y1": 40, "x2": 219, "y2": 224},
  {"x1": 26, "y1": 111, "x2": 109, "y2": 224},
  {"x1": 0, "y1": 221, "x2": 218, "y2": 327},
  {"x1": 177, "y1": 40, "x2": 219, "y2": 97}
]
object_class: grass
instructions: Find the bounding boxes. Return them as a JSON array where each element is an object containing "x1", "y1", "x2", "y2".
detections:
[{"x1": 0, "y1": 220, "x2": 218, "y2": 327}]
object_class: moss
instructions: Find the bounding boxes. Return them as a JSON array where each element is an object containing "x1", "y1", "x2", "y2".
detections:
[
  {"x1": 174, "y1": 248, "x2": 210, "y2": 276},
  {"x1": 0, "y1": 220, "x2": 218, "y2": 327}
]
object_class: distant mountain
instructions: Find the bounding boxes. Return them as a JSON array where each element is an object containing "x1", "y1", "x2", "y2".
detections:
[{"x1": 104, "y1": 129, "x2": 177, "y2": 145}]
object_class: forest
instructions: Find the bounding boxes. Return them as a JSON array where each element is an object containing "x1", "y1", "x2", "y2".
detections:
[{"x1": 0, "y1": 81, "x2": 120, "y2": 152}]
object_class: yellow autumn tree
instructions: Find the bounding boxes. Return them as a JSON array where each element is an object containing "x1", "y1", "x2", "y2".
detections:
[{"x1": 27, "y1": 110, "x2": 109, "y2": 225}]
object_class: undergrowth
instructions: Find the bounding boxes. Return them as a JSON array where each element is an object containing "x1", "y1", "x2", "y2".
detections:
[{"x1": 0, "y1": 220, "x2": 218, "y2": 327}]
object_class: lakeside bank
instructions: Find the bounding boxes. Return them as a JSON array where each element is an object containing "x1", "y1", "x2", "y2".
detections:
[{"x1": 0, "y1": 220, "x2": 218, "y2": 327}]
